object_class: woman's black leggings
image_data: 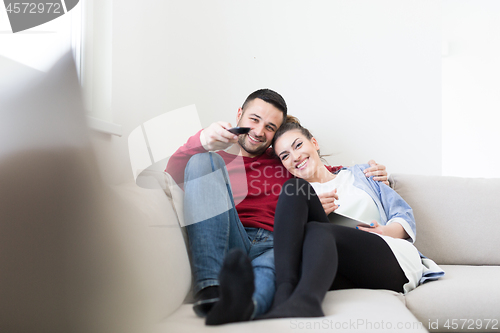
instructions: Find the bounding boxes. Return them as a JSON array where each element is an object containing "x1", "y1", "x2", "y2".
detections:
[{"x1": 272, "y1": 178, "x2": 408, "y2": 310}]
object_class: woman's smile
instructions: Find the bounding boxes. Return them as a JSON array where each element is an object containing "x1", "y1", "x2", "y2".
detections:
[{"x1": 296, "y1": 157, "x2": 309, "y2": 170}]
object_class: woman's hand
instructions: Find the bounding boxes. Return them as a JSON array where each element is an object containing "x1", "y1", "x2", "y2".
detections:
[
  {"x1": 357, "y1": 220, "x2": 409, "y2": 239},
  {"x1": 364, "y1": 160, "x2": 389, "y2": 186},
  {"x1": 357, "y1": 220, "x2": 385, "y2": 235},
  {"x1": 318, "y1": 189, "x2": 339, "y2": 215}
]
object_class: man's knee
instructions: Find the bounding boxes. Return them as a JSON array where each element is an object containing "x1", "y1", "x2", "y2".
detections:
[
  {"x1": 185, "y1": 152, "x2": 225, "y2": 180},
  {"x1": 186, "y1": 152, "x2": 220, "y2": 170}
]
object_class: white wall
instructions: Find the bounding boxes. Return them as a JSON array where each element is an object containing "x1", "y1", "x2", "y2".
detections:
[
  {"x1": 3, "y1": 1, "x2": 498, "y2": 183},
  {"x1": 92, "y1": 0, "x2": 442, "y2": 184},
  {"x1": 442, "y1": 0, "x2": 500, "y2": 178}
]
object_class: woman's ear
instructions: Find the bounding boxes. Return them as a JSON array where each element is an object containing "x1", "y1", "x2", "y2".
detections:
[{"x1": 311, "y1": 137, "x2": 320, "y2": 151}]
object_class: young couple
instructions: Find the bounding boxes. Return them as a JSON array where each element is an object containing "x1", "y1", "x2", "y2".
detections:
[{"x1": 165, "y1": 89, "x2": 442, "y2": 325}]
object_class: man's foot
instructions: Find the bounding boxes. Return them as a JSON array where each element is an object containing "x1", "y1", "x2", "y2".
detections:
[
  {"x1": 205, "y1": 248, "x2": 255, "y2": 325},
  {"x1": 193, "y1": 286, "x2": 220, "y2": 317}
]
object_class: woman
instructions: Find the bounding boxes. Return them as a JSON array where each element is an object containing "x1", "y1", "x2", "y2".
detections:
[{"x1": 262, "y1": 116, "x2": 443, "y2": 319}]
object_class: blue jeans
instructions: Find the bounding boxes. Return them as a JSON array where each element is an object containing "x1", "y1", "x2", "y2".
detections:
[{"x1": 183, "y1": 152, "x2": 275, "y2": 318}]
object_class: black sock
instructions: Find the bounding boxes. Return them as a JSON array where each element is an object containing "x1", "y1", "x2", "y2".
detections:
[
  {"x1": 259, "y1": 293, "x2": 324, "y2": 319},
  {"x1": 270, "y1": 282, "x2": 295, "y2": 309},
  {"x1": 196, "y1": 285, "x2": 220, "y2": 301},
  {"x1": 205, "y1": 248, "x2": 255, "y2": 325},
  {"x1": 193, "y1": 286, "x2": 220, "y2": 317}
]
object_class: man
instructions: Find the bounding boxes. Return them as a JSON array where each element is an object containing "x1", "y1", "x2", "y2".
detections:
[{"x1": 165, "y1": 89, "x2": 387, "y2": 325}]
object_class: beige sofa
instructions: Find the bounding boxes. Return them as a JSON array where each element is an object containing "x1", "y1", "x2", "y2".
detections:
[
  {"x1": 2, "y1": 54, "x2": 500, "y2": 333},
  {"x1": 152, "y1": 171, "x2": 500, "y2": 333}
]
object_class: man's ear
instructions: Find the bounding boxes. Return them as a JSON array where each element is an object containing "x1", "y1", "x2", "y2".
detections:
[{"x1": 236, "y1": 107, "x2": 243, "y2": 124}]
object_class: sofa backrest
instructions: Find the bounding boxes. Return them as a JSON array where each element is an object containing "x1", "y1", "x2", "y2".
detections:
[{"x1": 390, "y1": 173, "x2": 500, "y2": 265}]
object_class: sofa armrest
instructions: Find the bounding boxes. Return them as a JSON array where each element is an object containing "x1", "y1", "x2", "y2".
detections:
[{"x1": 136, "y1": 168, "x2": 186, "y2": 228}]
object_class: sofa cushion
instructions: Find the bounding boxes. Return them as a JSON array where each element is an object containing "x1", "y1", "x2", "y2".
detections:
[
  {"x1": 405, "y1": 265, "x2": 500, "y2": 332},
  {"x1": 156, "y1": 289, "x2": 427, "y2": 333},
  {"x1": 390, "y1": 173, "x2": 500, "y2": 265}
]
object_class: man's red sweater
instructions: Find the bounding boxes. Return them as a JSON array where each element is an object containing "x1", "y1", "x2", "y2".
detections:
[{"x1": 165, "y1": 130, "x2": 341, "y2": 231}]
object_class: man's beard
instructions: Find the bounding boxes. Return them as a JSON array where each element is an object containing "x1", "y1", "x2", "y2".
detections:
[{"x1": 238, "y1": 134, "x2": 269, "y2": 157}]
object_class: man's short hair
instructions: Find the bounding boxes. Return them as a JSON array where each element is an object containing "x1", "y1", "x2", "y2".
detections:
[{"x1": 241, "y1": 89, "x2": 287, "y2": 124}]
